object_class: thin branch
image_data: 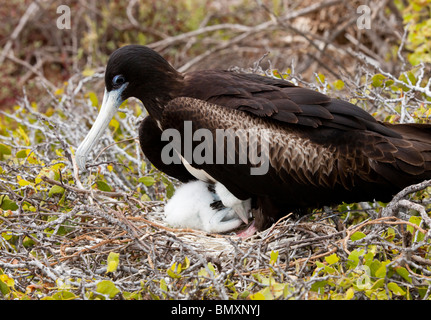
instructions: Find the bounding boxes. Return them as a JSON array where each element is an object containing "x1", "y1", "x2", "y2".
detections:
[{"x1": 0, "y1": 2, "x2": 41, "y2": 65}]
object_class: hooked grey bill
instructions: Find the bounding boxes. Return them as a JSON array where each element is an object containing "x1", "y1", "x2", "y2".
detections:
[
  {"x1": 232, "y1": 202, "x2": 250, "y2": 224},
  {"x1": 75, "y1": 83, "x2": 128, "y2": 171}
]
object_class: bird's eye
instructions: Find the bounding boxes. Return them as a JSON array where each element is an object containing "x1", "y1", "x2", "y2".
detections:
[{"x1": 112, "y1": 74, "x2": 126, "y2": 87}]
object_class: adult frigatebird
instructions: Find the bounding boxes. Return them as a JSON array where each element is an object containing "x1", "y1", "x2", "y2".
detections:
[{"x1": 76, "y1": 45, "x2": 431, "y2": 232}]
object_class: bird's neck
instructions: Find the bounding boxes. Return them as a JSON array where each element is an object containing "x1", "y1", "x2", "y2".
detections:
[{"x1": 139, "y1": 72, "x2": 184, "y2": 122}]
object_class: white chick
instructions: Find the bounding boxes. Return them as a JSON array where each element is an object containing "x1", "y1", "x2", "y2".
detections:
[{"x1": 164, "y1": 180, "x2": 250, "y2": 233}]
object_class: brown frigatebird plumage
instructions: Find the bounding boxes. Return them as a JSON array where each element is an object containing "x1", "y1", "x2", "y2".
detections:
[{"x1": 76, "y1": 45, "x2": 431, "y2": 232}]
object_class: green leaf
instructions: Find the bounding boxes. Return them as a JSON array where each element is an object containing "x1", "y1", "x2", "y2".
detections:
[
  {"x1": 109, "y1": 118, "x2": 120, "y2": 132},
  {"x1": 16, "y1": 149, "x2": 29, "y2": 158},
  {"x1": 240, "y1": 290, "x2": 251, "y2": 299},
  {"x1": 333, "y1": 79, "x2": 345, "y2": 90},
  {"x1": 48, "y1": 185, "x2": 65, "y2": 197},
  {"x1": 408, "y1": 216, "x2": 422, "y2": 231},
  {"x1": 271, "y1": 282, "x2": 286, "y2": 299},
  {"x1": 371, "y1": 278, "x2": 385, "y2": 290},
  {"x1": 345, "y1": 287, "x2": 355, "y2": 300},
  {"x1": 371, "y1": 74, "x2": 386, "y2": 87},
  {"x1": 0, "y1": 274, "x2": 14, "y2": 288},
  {"x1": 364, "y1": 251, "x2": 374, "y2": 266},
  {"x1": 167, "y1": 262, "x2": 182, "y2": 278},
  {"x1": 82, "y1": 68, "x2": 95, "y2": 77},
  {"x1": 0, "y1": 196, "x2": 19, "y2": 211},
  {"x1": 23, "y1": 236, "x2": 35, "y2": 248},
  {"x1": 249, "y1": 291, "x2": 266, "y2": 300},
  {"x1": 270, "y1": 250, "x2": 279, "y2": 265},
  {"x1": 325, "y1": 253, "x2": 339, "y2": 265},
  {"x1": 106, "y1": 252, "x2": 120, "y2": 273},
  {"x1": 0, "y1": 274, "x2": 13, "y2": 296},
  {"x1": 407, "y1": 216, "x2": 425, "y2": 241},
  {"x1": 17, "y1": 127, "x2": 30, "y2": 146},
  {"x1": 376, "y1": 289, "x2": 389, "y2": 300},
  {"x1": 250, "y1": 287, "x2": 273, "y2": 300},
  {"x1": 160, "y1": 175, "x2": 175, "y2": 198},
  {"x1": 0, "y1": 280, "x2": 10, "y2": 295},
  {"x1": 351, "y1": 231, "x2": 366, "y2": 241},
  {"x1": 139, "y1": 176, "x2": 156, "y2": 187},
  {"x1": 86, "y1": 91, "x2": 98, "y2": 107},
  {"x1": 388, "y1": 282, "x2": 406, "y2": 296},
  {"x1": 316, "y1": 73, "x2": 326, "y2": 83},
  {"x1": 311, "y1": 280, "x2": 327, "y2": 293},
  {"x1": 198, "y1": 267, "x2": 208, "y2": 278},
  {"x1": 399, "y1": 71, "x2": 417, "y2": 86},
  {"x1": 17, "y1": 176, "x2": 32, "y2": 187},
  {"x1": 166, "y1": 181, "x2": 175, "y2": 199},
  {"x1": 369, "y1": 260, "x2": 381, "y2": 277},
  {"x1": 46, "y1": 290, "x2": 78, "y2": 300},
  {"x1": 347, "y1": 249, "x2": 365, "y2": 269},
  {"x1": 206, "y1": 262, "x2": 216, "y2": 275},
  {"x1": 160, "y1": 278, "x2": 168, "y2": 292},
  {"x1": 1, "y1": 232, "x2": 12, "y2": 241},
  {"x1": 375, "y1": 265, "x2": 387, "y2": 278},
  {"x1": 385, "y1": 79, "x2": 394, "y2": 87},
  {"x1": 395, "y1": 267, "x2": 412, "y2": 284},
  {"x1": 384, "y1": 227, "x2": 396, "y2": 241},
  {"x1": 283, "y1": 284, "x2": 293, "y2": 298},
  {"x1": 95, "y1": 280, "x2": 120, "y2": 299},
  {"x1": 0, "y1": 143, "x2": 11, "y2": 156},
  {"x1": 183, "y1": 256, "x2": 190, "y2": 269},
  {"x1": 95, "y1": 180, "x2": 112, "y2": 192}
]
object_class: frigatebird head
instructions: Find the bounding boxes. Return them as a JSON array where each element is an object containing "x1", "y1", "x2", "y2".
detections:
[{"x1": 75, "y1": 45, "x2": 182, "y2": 171}]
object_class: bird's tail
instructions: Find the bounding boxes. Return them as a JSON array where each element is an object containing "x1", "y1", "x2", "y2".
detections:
[{"x1": 380, "y1": 122, "x2": 431, "y2": 185}]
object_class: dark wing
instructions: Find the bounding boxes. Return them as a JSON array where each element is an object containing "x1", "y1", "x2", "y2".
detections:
[
  {"x1": 181, "y1": 71, "x2": 401, "y2": 138},
  {"x1": 161, "y1": 97, "x2": 431, "y2": 207},
  {"x1": 138, "y1": 116, "x2": 195, "y2": 182},
  {"x1": 371, "y1": 122, "x2": 431, "y2": 183}
]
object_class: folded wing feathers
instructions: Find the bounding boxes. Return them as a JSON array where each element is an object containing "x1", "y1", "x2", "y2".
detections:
[{"x1": 166, "y1": 74, "x2": 431, "y2": 191}]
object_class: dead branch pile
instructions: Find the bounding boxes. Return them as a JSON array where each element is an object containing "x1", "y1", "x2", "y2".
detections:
[{"x1": 1, "y1": 175, "x2": 430, "y2": 299}]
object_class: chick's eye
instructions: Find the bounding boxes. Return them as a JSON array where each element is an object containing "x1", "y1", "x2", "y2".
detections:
[{"x1": 112, "y1": 74, "x2": 126, "y2": 87}]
